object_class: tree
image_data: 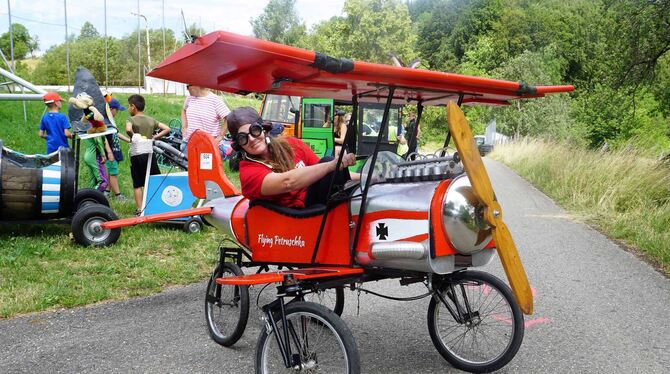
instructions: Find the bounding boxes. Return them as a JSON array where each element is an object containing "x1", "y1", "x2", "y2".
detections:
[
  {"x1": 604, "y1": 0, "x2": 670, "y2": 87},
  {"x1": 414, "y1": 0, "x2": 503, "y2": 71},
  {"x1": 79, "y1": 22, "x2": 100, "y2": 40},
  {"x1": 305, "y1": 0, "x2": 417, "y2": 64},
  {"x1": 251, "y1": 0, "x2": 306, "y2": 46},
  {"x1": 0, "y1": 23, "x2": 39, "y2": 60},
  {"x1": 32, "y1": 28, "x2": 177, "y2": 86}
]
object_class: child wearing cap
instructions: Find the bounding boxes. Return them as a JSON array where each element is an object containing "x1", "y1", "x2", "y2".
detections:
[
  {"x1": 38, "y1": 92, "x2": 72, "y2": 154},
  {"x1": 103, "y1": 98, "x2": 130, "y2": 201},
  {"x1": 125, "y1": 94, "x2": 170, "y2": 215}
]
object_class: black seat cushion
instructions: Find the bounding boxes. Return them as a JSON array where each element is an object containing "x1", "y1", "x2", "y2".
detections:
[{"x1": 248, "y1": 200, "x2": 327, "y2": 218}]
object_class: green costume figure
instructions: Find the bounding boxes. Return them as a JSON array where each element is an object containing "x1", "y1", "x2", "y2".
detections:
[{"x1": 82, "y1": 136, "x2": 108, "y2": 191}]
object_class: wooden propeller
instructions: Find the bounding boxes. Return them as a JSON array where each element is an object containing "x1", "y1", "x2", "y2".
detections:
[{"x1": 447, "y1": 101, "x2": 533, "y2": 315}]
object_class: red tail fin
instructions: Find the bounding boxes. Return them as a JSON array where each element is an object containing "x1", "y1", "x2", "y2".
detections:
[{"x1": 187, "y1": 130, "x2": 240, "y2": 199}]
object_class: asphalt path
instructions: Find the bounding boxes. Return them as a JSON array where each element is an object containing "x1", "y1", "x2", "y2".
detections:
[{"x1": 1, "y1": 159, "x2": 669, "y2": 373}]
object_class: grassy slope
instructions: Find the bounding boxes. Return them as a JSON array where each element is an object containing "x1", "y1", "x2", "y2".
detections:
[
  {"x1": 0, "y1": 93, "x2": 258, "y2": 318},
  {"x1": 491, "y1": 139, "x2": 670, "y2": 276}
]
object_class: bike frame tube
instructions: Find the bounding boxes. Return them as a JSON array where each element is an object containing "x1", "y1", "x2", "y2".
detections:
[
  {"x1": 351, "y1": 87, "x2": 396, "y2": 252},
  {"x1": 435, "y1": 286, "x2": 463, "y2": 324},
  {"x1": 442, "y1": 93, "x2": 464, "y2": 149},
  {"x1": 459, "y1": 282, "x2": 474, "y2": 319},
  {"x1": 265, "y1": 297, "x2": 294, "y2": 368}
]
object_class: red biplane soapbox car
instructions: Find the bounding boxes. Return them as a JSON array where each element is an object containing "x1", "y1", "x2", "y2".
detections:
[{"x1": 147, "y1": 31, "x2": 573, "y2": 373}]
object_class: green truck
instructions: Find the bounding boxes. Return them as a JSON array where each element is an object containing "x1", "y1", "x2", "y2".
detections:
[{"x1": 260, "y1": 94, "x2": 404, "y2": 162}]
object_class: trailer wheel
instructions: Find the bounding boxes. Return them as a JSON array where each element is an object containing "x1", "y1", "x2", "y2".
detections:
[
  {"x1": 183, "y1": 218, "x2": 203, "y2": 233},
  {"x1": 71, "y1": 204, "x2": 120, "y2": 247},
  {"x1": 73, "y1": 189, "x2": 109, "y2": 213}
]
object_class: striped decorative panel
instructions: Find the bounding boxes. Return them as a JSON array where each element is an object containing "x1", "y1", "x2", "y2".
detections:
[{"x1": 41, "y1": 161, "x2": 61, "y2": 213}]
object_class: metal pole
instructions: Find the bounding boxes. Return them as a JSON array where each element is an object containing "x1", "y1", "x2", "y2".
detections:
[
  {"x1": 162, "y1": 0, "x2": 166, "y2": 95},
  {"x1": 7, "y1": 0, "x2": 14, "y2": 72},
  {"x1": 7, "y1": 1, "x2": 27, "y2": 122},
  {"x1": 0, "y1": 67, "x2": 47, "y2": 93},
  {"x1": 64, "y1": 0, "x2": 71, "y2": 93},
  {"x1": 104, "y1": 0, "x2": 108, "y2": 89},
  {"x1": 144, "y1": 16, "x2": 151, "y2": 70},
  {"x1": 136, "y1": 1, "x2": 141, "y2": 93},
  {"x1": 0, "y1": 93, "x2": 47, "y2": 101}
]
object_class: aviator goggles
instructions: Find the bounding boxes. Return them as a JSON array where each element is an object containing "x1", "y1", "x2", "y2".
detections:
[{"x1": 234, "y1": 123, "x2": 264, "y2": 146}]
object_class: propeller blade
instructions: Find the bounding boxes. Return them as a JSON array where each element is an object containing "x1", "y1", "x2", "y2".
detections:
[
  {"x1": 490, "y1": 212, "x2": 534, "y2": 315},
  {"x1": 446, "y1": 102, "x2": 495, "y2": 207},
  {"x1": 447, "y1": 101, "x2": 533, "y2": 315}
]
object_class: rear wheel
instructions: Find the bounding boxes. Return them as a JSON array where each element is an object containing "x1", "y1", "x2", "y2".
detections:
[
  {"x1": 71, "y1": 204, "x2": 120, "y2": 247},
  {"x1": 73, "y1": 189, "x2": 109, "y2": 213},
  {"x1": 205, "y1": 262, "x2": 249, "y2": 346},
  {"x1": 427, "y1": 271, "x2": 524, "y2": 373},
  {"x1": 255, "y1": 301, "x2": 360, "y2": 373},
  {"x1": 183, "y1": 218, "x2": 203, "y2": 233}
]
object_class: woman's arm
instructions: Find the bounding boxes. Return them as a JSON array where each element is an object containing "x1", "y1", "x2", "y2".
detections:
[
  {"x1": 260, "y1": 152, "x2": 356, "y2": 196},
  {"x1": 181, "y1": 107, "x2": 188, "y2": 135}
]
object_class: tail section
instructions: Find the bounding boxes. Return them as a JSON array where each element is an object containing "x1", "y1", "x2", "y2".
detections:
[{"x1": 187, "y1": 130, "x2": 240, "y2": 200}]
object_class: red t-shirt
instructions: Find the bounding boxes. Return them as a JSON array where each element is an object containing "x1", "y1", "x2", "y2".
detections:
[{"x1": 239, "y1": 137, "x2": 320, "y2": 208}]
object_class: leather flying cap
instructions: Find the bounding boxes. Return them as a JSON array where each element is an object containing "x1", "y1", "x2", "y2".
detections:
[{"x1": 227, "y1": 106, "x2": 271, "y2": 137}]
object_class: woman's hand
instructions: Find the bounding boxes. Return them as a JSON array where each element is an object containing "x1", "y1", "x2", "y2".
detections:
[{"x1": 332, "y1": 150, "x2": 356, "y2": 170}]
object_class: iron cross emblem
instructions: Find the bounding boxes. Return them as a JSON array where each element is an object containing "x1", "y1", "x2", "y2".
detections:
[{"x1": 376, "y1": 223, "x2": 389, "y2": 240}]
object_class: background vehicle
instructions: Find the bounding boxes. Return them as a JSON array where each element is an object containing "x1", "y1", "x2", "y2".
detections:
[
  {"x1": 261, "y1": 95, "x2": 335, "y2": 157},
  {"x1": 0, "y1": 134, "x2": 118, "y2": 246},
  {"x1": 475, "y1": 135, "x2": 494, "y2": 156},
  {"x1": 261, "y1": 94, "x2": 405, "y2": 171}
]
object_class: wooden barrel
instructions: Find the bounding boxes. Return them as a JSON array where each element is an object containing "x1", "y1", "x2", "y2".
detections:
[{"x1": 0, "y1": 147, "x2": 76, "y2": 220}]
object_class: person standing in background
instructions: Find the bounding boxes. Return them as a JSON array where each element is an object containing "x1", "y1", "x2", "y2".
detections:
[
  {"x1": 126, "y1": 94, "x2": 171, "y2": 215},
  {"x1": 181, "y1": 84, "x2": 231, "y2": 156},
  {"x1": 38, "y1": 92, "x2": 72, "y2": 154},
  {"x1": 404, "y1": 112, "x2": 420, "y2": 156},
  {"x1": 103, "y1": 98, "x2": 130, "y2": 201}
]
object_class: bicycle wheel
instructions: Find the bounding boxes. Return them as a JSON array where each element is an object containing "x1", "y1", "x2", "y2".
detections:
[
  {"x1": 255, "y1": 301, "x2": 360, "y2": 374},
  {"x1": 299, "y1": 286, "x2": 345, "y2": 316},
  {"x1": 205, "y1": 262, "x2": 250, "y2": 347},
  {"x1": 427, "y1": 270, "x2": 524, "y2": 373}
]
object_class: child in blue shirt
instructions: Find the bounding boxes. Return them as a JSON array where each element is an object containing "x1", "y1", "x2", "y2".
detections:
[{"x1": 38, "y1": 92, "x2": 72, "y2": 154}]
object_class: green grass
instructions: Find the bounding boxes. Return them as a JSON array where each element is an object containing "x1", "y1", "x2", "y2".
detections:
[
  {"x1": 491, "y1": 139, "x2": 670, "y2": 275},
  {"x1": 0, "y1": 92, "x2": 257, "y2": 318}
]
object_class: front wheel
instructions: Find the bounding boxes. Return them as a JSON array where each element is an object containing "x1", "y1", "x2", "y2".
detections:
[
  {"x1": 205, "y1": 262, "x2": 250, "y2": 346},
  {"x1": 71, "y1": 204, "x2": 120, "y2": 247},
  {"x1": 299, "y1": 286, "x2": 345, "y2": 316},
  {"x1": 256, "y1": 301, "x2": 360, "y2": 374},
  {"x1": 427, "y1": 270, "x2": 524, "y2": 373}
]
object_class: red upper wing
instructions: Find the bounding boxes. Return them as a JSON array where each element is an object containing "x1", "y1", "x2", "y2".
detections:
[{"x1": 149, "y1": 31, "x2": 573, "y2": 106}]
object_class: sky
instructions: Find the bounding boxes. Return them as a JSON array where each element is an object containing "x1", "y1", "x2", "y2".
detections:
[{"x1": 0, "y1": 0, "x2": 346, "y2": 56}]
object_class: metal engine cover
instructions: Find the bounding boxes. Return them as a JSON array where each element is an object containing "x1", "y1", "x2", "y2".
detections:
[{"x1": 350, "y1": 181, "x2": 457, "y2": 274}]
